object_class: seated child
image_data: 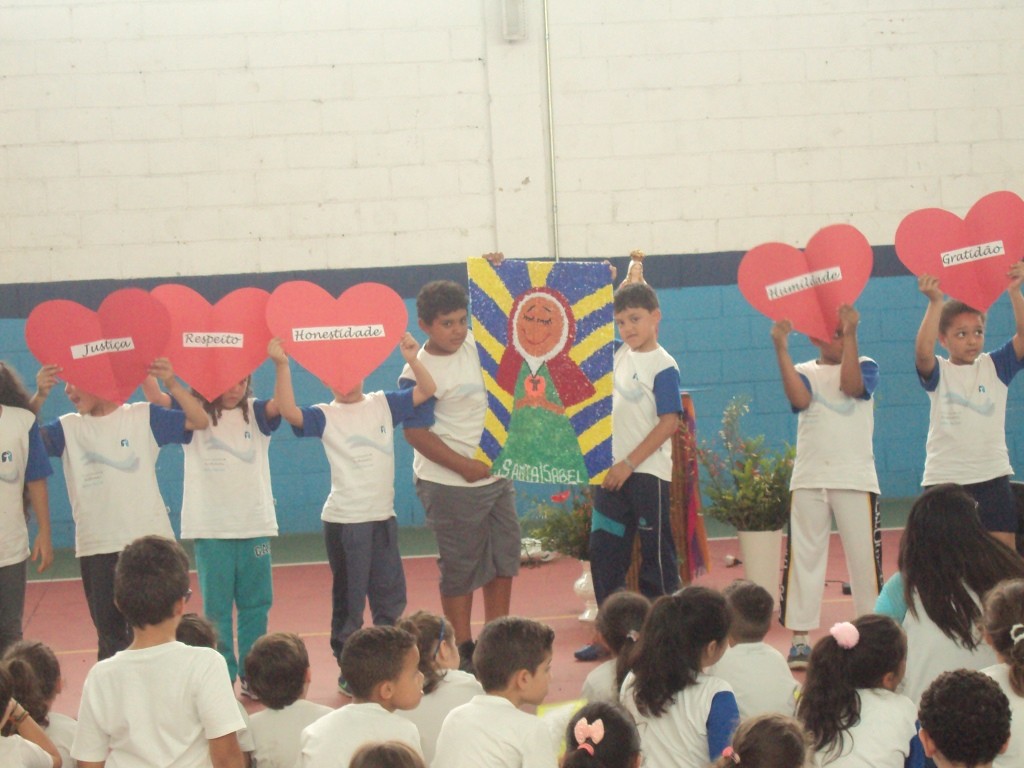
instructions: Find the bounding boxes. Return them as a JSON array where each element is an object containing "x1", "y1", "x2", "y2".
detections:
[
  {"x1": 561, "y1": 701, "x2": 640, "y2": 768},
  {"x1": 71, "y1": 536, "x2": 244, "y2": 767},
  {"x1": 580, "y1": 591, "x2": 650, "y2": 704},
  {"x1": 0, "y1": 664, "x2": 61, "y2": 767},
  {"x1": 712, "y1": 713, "x2": 809, "y2": 768},
  {"x1": 432, "y1": 616, "x2": 558, "y2": 768},
  {"x1": 396, "y1": 611, "x2": 483, "y2": 764},
  {"x1": 979, "y1": 579, "x2": 1024, "y2": 768},
  {"x1": 350, "y1": 741, "x2": 428, "y2": 768},
  {"x1": 244, "y1": 632, "x2": 332, "y2": 768},
  {"x1": 918, "y1": 669, "x2": 1011, "y2": 768},
  {"x1": 297, "y1": 626, "x2": 423, "y2": 768},
  {"x1": 2, "y1": 640, "x2": 76, "y2": 768},
  {"x1": 707, "y1": 580, "x2": 798, "y2": 717}
]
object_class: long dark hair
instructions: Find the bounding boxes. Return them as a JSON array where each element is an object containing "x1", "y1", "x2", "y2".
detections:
[
  {"x1": 797, "y1": 615, "x2": 906, "y2": 756},
  {"x1": 0, "y1": 362, "x2": 31, "y2": 410},
  {"x1": 1, "y1": 641, "x2": 61, "y2": 726},
  {"x1": 628, "y1": 586, "x2": 729, "y2": 717},
  {"x1": 594, "y1": 590, "x2": 650, "y2": 691},
  {"x1": 398, "y1": 611, "x2": 453, "y2": 695},
  {"x1": 194, "y1": 377, "x2": 252, "y2": 426},
  {"x1": 901, "y1": 484, "x2": 1024, "y2": 648}
]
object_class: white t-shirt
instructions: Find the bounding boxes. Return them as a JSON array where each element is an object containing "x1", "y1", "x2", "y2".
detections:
[
  {"x1": 432, "y1": 694, "x2": 558, "y2": 768},
  {"x1": 790, "y1": 359, "x2": 879, "y2": 493},
  {"x1": 611, "y1": 344, "x2": 680, "y2": 482},
  {"x1": 0, "y1": 734, "x2": 53, "y2": 768},
  {"x1": 298, "y1": 702, "x2": 422, "y2": 768},
  {"x1": 249, "y1": 699, "x2": 333, "y2": 768},
  {"x1": 181, "y1": 398, "x2": 279, "y2": 539},
  {"x1": 0, "y1": 406, "x2": 52, "y2": 567},
  {"x1": 581, "y1": 660, "x2": 618, "y2": 704},
  {"x1": 72, "y1": 642, "x2": 244, "y2": 768},
  {"x1": 707, "y1": 642, "x2": 798, "y2": 718},
  {"x1": 398, "y1": 669, "x2": 484, "y2": 765},
  {"x1": 45, "y1": 711, "x2": 77, "y2": 768},
  {"x1": 982, "y1": 663, "x2": 1023, "y2": 768},
  {"x1": 41, "y1": 403, "x2": 187, "y2": 557},
  {"x1": 294, "y1": 390, "x2": 415, "y2": 524},
  {"x1": 815, "y1": 688, "x2": 918, "y2": 767},
  {"x1": 399, "y1": 331, "x2": 498, "y2": 488},
  {"x1": 920, "y1": 341, "x2": 1023, "y2": 485}
]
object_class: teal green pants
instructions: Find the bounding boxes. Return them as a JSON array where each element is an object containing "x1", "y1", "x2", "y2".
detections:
[{"x1": 193, "y1": 537, "x2": 273, "y2": 682}]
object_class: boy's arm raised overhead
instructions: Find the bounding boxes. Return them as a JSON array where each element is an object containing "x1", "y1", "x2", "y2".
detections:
[
  {"x1": 837, "y1": 304, "x2": 866, "y2": 398},
  {"x1": 140, "y1": 375, "x2": 172, "y2": 408},
  {"x1": 398, "y1": 332, "x2": 436, "y2": 406},
  {"x1": 268, "y1": 338, "x2": 302, "y2": 427},
  {"x1": 29, "y1": 364, "x2": 61, "y2": 414},
  {"x1": 1008, "y1": 260, "x2": 1024, "y2": 360},
  {"x1": 148, "y1": 358, "x2": 210, "y2": 431},
  {"x1": 915, "y1": 274, "x2": 944, "y2": 378},
  {"x1": 771, "y1": 320, "x2": 811, "y2": 411}
]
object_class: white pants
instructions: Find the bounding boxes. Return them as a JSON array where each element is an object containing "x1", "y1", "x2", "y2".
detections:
[{"x1": 779, "y1": 488, "x2": 881, "y2": 632}]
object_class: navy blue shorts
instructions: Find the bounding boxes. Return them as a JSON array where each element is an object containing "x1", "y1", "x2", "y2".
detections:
[{"x1": 960, "y1": 475, "x2": 1019, "y2": 533}]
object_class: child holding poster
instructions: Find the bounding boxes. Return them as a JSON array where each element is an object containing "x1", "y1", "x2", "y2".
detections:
[
  {"x1": 33, "y1": 360, "x2": 209, "y2": 660},
  {"x1": 270, "y1": 332, "x2": 434, "y2": 694},
  {"x1": 142, "y1": 367, "x2": 282, "y2": 698},
  {"x1": 772, "y1": 304, "x2": 882, "y2": 669},
  {"x1": 915, "y1": 263, "x2": 1024, "y2": 550}
]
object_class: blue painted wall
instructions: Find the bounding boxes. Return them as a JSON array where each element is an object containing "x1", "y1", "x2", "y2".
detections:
[{"x1": 6, "y1": 267, "x2": 1024, "y2": 550}]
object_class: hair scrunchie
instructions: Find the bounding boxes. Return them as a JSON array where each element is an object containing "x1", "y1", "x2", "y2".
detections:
[
  {"x1": 830, "y1": 621, "x2": 860, "y2": 649},
  {"x1": 1011, "y1": 623, "x2": 1024, "y2": 645},
  {"x1": 722, "y1": 745, "x2": 740, "y2": 764}
]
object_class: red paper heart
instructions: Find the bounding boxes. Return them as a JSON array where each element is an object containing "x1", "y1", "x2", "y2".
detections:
[
  {"x1": 151, "y1": 284, "x2": 272, "y2": 402},
  {"x1": 738, "y1": 224, "x2": 873, "y2": 340},
  {"x1": 25, "y1": 288, "x2": 171, "y2": 404},
  {"x1": 266, "y1": 281, "x2": 408, "y2": 392},
  {"x1": 895, "y1": 191, "x2": 1024, "y2": 312}
]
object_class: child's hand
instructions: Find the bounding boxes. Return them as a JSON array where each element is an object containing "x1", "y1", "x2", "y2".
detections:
[
  {"x1": 602, "y1": 461, "x2": 632, "y2": 492},
  {"x1": 482, "y1": 252, "x2": 505, "y2": 265},
  {"x1": 602, "y1": 259, "x2": 618, "y2": 282},
  {"x1": 35, "y1": 365, "x2": 61, "y2": 397},
  {"x1": 918, "y1": 274, "x2": 943, "y2": 302},
  {"x1": 770, "y1": 319, "x2": 792, "y2": 345},
  {"x1": 148, "y1": 358, "x2": 175, "y2": 384},
  {"x1": 398, "y1": 332, "x2": 421, "y2": 363},
  {"x1": 268, "y1": 337, "x2": 288, "y2": 364},
  {"x1": 1008, "y1": 260, "x2": 1024, "y2": 291},
  {"x1": 460, "y1": 459, "x2": 492, "y2": 483},
  {"x1": 838, "y1": 304, "x2": 859, "y2": 335}
]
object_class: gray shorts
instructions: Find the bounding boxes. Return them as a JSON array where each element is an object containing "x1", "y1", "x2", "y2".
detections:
[{"x1": 415, "y1": 477, "x2": 520, "y2": 597}]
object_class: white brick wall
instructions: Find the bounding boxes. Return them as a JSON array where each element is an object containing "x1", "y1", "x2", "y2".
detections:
[{"x1": 1, "y1": 0, "x2": 1022, "y2": 283}]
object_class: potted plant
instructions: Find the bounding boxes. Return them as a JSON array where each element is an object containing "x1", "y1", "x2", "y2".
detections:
[{"x1": 696, "y1": 396, "x2": 795, "y2": 599}]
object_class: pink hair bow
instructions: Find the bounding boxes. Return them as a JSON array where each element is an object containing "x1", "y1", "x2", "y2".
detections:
[{"x1": 574, "y1": 717, "x2": 606, "y2": 748}]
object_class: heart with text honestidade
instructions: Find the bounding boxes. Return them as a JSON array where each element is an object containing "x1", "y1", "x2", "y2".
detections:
[
  {"x1": 266, "y1": 281, "x2": 408, "y2": 392},
  {"x1": 738, "y1": 224, "x2": 873, "y2": 340},
  {"x1": 151, "y1": 284, "x2": 272, "y2": 403},
  {"x1": 25, "y1": 288, "x2": 171, "y2": 404},
  {"x1": 895, "y1": 190, "x2": 1024, "y2": 312}
]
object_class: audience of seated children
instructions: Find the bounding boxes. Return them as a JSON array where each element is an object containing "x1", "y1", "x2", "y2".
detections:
[
  {"x1": 71, "y1": 535, "x2": 244, "y2": 768},
  {"x1": 580, "y1": 591, "x2": 650, "y2": 704},
  {"x1": 2, "y1": 640, "x2": 75, "y2": 768},
  {"x1": 396, "y1": 610, "x2": 484, "y2": 764},
  {"x1": 918, "y1": 670, "x2": 1011, "y2": 768},
  {"x1": 797, "y1": 615, "x2": 922, "y2": 768},
  {"x1": 561, "y1": 701, "x2": 641, "y2": 768},
  {"x1": 297, "y1": 626, "x2": 423, "y2": 768},
  {"x1": 619, "y1": 586, "x2": 739, "y2": 768},
  {"x1": 712, "y1": 713, "x2": 810, "y2": 768},
  {"x1": 350, "y1": 741, "x2": 428, "y2": 768},
  {"x1": 979, "y1": 578, "x2": 1024, "y2": 768},
  {"x1": 243, "y1": 632, "x2": 332, "y2": 768},
  {"x1": 0, "y1": 664, "x2": 61, "y2": 767},
  {"x1": 707, "y1": 580, "x2": 798, "y2": 718},
  {"x1": 432, "y1": 616, "x2": 558, "y2": 768},
  {"x1": 175, "y1": 613, "x2": 255, "y2": 767}
]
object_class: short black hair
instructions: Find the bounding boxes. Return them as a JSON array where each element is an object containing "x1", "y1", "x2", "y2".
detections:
[
  {"x1": 416, "y1": 280, "x2": 467, "y2": 324},
  {"x1": 613, "y1": 282, "x2": 659, "y2": 313},
  {"x1": 473, "y1": 616, "x2": 554, "y2": 693},
  {"x1": 340, "y1": 626, "x2": 417, "y2": 700},
  {"x1": 919, "y1": 669, "x2": 1010, "y2": 765},
  {"x1": 114, "y1": 536, "x2": 191, "y2": 629},
  {"x1": 723, "y1": 579, "x2": 773, "y2": 642},
  {"x1": 176, "y1": 613, "x2": 217, "y2": 649},
  {"x1": 245, "y1": 632, "x2": 310, "y2": 710},
  {"x1": 939, "y1": 300, "x2": 984, "y2": 335}
]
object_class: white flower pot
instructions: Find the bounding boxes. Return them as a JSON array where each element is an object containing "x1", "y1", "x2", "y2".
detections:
[
  {"x1": 573, "y1": 560, "x2": 599, "y2": 623},
  {"x1": 736, "y1": 529, "x2": 783, "y2": 605}
]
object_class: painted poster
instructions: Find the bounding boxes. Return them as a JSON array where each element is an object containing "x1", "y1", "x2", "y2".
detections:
[{"x1": 469, "y1": 258, "x2": 614, "y2": 485}]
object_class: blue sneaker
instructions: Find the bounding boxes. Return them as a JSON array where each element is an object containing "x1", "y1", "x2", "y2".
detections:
[
  {"x1": 574, "y1": 643, "x2": 610, "y2": 662},
  {"x1": 787, "y1": 643, "x2": 812, "y2": 670}
]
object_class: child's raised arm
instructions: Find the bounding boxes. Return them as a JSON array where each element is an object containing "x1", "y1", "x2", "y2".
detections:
[
  {"x1": 269, "y1": 338, "x2": 303, "y2": 428},
  {"x1": 148, "y1": 358, "x2": 210, "y2": 431},
  {"x1": 915, "y1": 274, "x2": 944, "y2": 377},
  {"x1": 398, "y1": 332, "x2": 436, "y2": 406},
  {"x1": 770, "y1": 319, "x2": 811, "y2": 410},
  {"x1": 837, "y1": 304, "x2": 866, "y2": 398},
  {"x1": 29, "y1": 364, "x2": 61, "y2": 414},
  {"x1": 1008, "y1": 261, "x2": 1024, "y2": 360},
  {"x1": 140, "y1": 375, "x2": 172, "y2": 408}
]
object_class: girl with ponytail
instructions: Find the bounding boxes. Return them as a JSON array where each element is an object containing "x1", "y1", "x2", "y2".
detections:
[
  {"x1": 562, "y1": 702, "x2": 640, "y2": 768},
  {"x1": 981, "y1": 578, "x2": 1024, "y2": 767}
]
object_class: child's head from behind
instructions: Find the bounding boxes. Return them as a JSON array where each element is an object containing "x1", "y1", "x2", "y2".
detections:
[
  {"x1": 939, "y1": 300, "x2": 985, "y2": 365},
  {"x1": 981, "y1": 578, "x2": 1024, "y2": 697},
  {"x1": 176, "y1": 613, "x2": 217, "y2": 648},
  {"x1": 613, "y1": 283, "x2": 661, "y2": 352},
  {"x1": 244, "y1": 632, "x2": 311, "y2": 710},
  {"x1": 1, "y1": 641, "x2": 62, "y2": 725},
  {"x1": 473, "y1": 616, "x2": 554, "y2": 703},
  {"x1": 630, "y1": 586, "x2": 730, "y2": 717},
  {"x1": 0, "y1": 362, "x2": 31, "y2": 409},
  {"x1": 713, "y1": 714, "x2": 809, "y2": 768},
  {"x1": 115, "y1": 535, "x2": 191, "y2": 629},
  {"x1": 340, "y1": 626, "x2": 423, "y2": 710},
  {"x1": 919, "y1": 669, "x2": 1009, "y2": 767},
  {"x1": 561, "y1": 701, "x2": 640, "y2": 768},
  {"x1": 0, "y1": 666, "x2": 14, "y2": 727},
  {"x1": 349, "y1": 741, "x2": 427, "y2": 768},
  {"x1": 723, "y1": 579, "x2": 773, "y2": 643},
  {"x1": 797, "y1": 615, "x2": 906, "y2": 754},
  {"x1": 398, "y1": 611, "x2": 457, "y2": 696},
  {"x1": 596, "y1": 591, "x2": 651, "y2": 657}
]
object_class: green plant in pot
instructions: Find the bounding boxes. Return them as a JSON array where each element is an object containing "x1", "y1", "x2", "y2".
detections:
[{"x1": 523, "y1": 487, "x2": 593, "y2": 561}]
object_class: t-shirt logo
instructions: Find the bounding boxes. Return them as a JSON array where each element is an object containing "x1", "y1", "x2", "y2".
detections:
[
  {"x1": 979, "y1": 385, "x2": 986, "y2": 393},
  {"x1": 0, "y1": 451, "x2": 12, "y2": 462},
  {"x1": 120, "y1": 438, "x2": 130, "y2": 447},
  {"x1": 244, "y1": 431, "x2": 251, "y2": 440}
]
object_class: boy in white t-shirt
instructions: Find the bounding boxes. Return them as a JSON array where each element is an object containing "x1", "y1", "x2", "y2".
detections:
[
  {"x1": 918, "y1": 669, "x2": 1011, "y2": 768},
  {"x1": 707, "y1": 580, "x2": 798, "y2": 718},
  {"x1": 271, "y1": 333, "x2": 435, "y2": 693},
  {"x1": 72, "y1": 535, "x2": 244, "y2": 768},
  {"x1": 34, "y1": 360, "x2": 209, "y2": 660},
  {"x1": 244, "y1": 633, "x2": 332, "y2": 768},
  {"x1": 772, "y1": 305, "x2": 881, "y2": 668}
]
